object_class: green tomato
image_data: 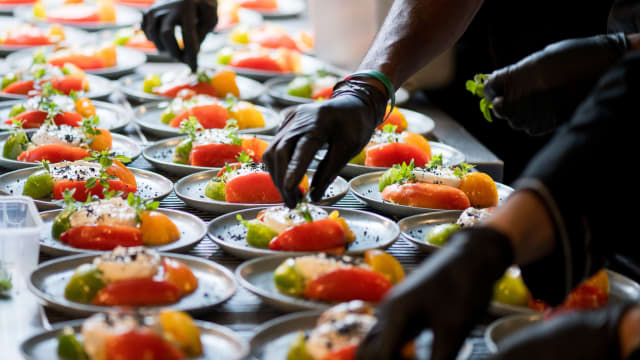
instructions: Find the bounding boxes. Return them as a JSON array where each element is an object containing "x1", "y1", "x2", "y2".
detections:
[
  {"x1": 173, "y1": 138, "x2": 193, "y2": 164},
  {"x1": 286, "y1": 77, "x2": 313, "y2": 98},
  {"x1": 205, "y1": 179, "x2": 226, "y2": 201},
  {"x1": 23, "y1": 170, "x2": 54, "y2": 199},
  {"x1": 237, "y1": 215, "x2": 278, "y2": 249},
  {"x1": 349, "y1": 148, "x2": 366, "y2": 165},
  {"x1": 113, "y1": 27, "x2": 135, "y2": 46},
  {"x1": 160, "y1": 108, "x2": 176, "y2": 124},
  {"x1": 493, "y1": 270, "x2": 531, "y2": 306},
  {"x1": 1, "y1": 73, "x2": 17, "y2": 90},
  {"x1": 52, "y1": 208, "x2": 75, "y2": 239},
  {"x1": 2, "y1": 130, "x2": 28, "y2": 160},
  {"x1": 424, "y1": 223, "x2": 460, "y2": 247},
  {"x1": 9, "y1": 104, "x2": 27, "y2": 117},
  {"x1": 286, "y1": 332, "x2": 313, "y2": 360},
  {"x1": 64, "y1": 264, "x2": 105, "y2": 303},
  {"x1": 143, "y1": 74, "x2": 162, "y2": 94},
  {"x1": 273, "y1": 259, "x2": 305, "y2": 297},
  {"x1": 216, "y1": 48, "x2": 234, "y2": 65},
  {"x1": 57, "y1": 327, "x2": 88, "y2": 360}
]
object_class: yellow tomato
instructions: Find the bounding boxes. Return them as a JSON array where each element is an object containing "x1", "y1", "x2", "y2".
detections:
[
  {"x1": 364, "y1": 249, "x2": 405, "y2": 284},
  {"x1": 329, "y1": 210, "x2": 356, "y2": 243},
  {"x1": 97, "y1": 0, "x2": 116, "y2": 22},
  {"x1": 48, "y1": 24, "x2": 65, "y2": 42},
  {"x1": 211, "y1": 69, "x2": 240, "y2": 98},
  {"x1": 95, "y1": 43, "x2": 117, "y2": 68},
  {"x1": 89, "y1": 128, "x2": 112, "y2": 151},
  {"x1": 159, "y1": 311, "x2": 203, "y2": 357},
  {"x1": 140, "y1": 211, "x2": 181, "y2": 246},
  {"x1": 404, "y1": 132, "x2": 431, "y2": 159},
  {"x1": 230, "y1": 101, "x2": 265, "y2": 129},
  {"x1": 459, "y1": 172, "x2": 498, "y2": 208},
  {"x1": 33, "y1": 0, "x2": 46, "y2": 18},
  {"x1": 75, "y1": 97, "x2": 96, "y2": 118}
]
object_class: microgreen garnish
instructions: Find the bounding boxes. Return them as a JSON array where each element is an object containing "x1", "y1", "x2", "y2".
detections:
[
  {"x1": 425, "y1": 154, "x2": 443, "y2": 169},
  {"x1": 179, "y1": 116, "x2": 204, "y2": 140},
  {"x1": 223, "y1": 119, "x2": 242, "y2": 146},
  {"x1": 40, "y1": 159, "x2": 51, "y2": 172},
  {"x1": 33, "y1": 67, "x2": 47, "y2": 80},
  {"x1": 196, "y1": 71, "x2": 211, "y2": 84},
  {"x1": 223, "y1": 94, "x2": 239, "y2": 111},
  {"x1": 382, "y1": 124, "x2": 398, "y2": 133},
  {"x1": 32, "y1": 50, "x2": 47, "y2": 65},
  {"x1": 235, "y1": 151, "x2": 253, "y2": 164},
  {"x1": 127, "y1": 192, "x2": 160, "y2": 223},
  {"x1": 296, "y1": 202, "x2": 314, "y2": 223},
  {"x1": 0, "y1": 262, "x2": 12, "y2": 294},
  {"x1": 378, "y1": 160, "x2": 415, "y2": 191},
  {"x1": 81, "y1": 116, "x2": 102, "y2": 145},
  {"x1": 466, "y1": 74, "x2": 493, "y2": 122},
  {"x1": 83, "y1": 151, "x2": 129, "y2": 189},
  {"x1": 68, "y1": 90, "x2": 79, "y2": 101},
  {"x1": 453, "y1": 163, "x2": 475, "y2": 178}
]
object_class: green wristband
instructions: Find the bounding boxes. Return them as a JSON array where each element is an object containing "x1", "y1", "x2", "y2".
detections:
[{"x1": 346, "y1": 70, "x2": 395, "y2": 120}]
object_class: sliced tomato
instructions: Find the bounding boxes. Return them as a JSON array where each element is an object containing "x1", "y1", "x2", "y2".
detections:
[
  {"x1": 311, "y1": 86, "x2": 333, "y2": 100},
  {"x1": 238, "y1": 0, "x2": 277, "y2": 9},
  {"x1": 188, "y1": 143, "x2": 243, "y2": 167},
  {"x1": 6, "y1": 110, "x2": 82, "y2": 128},
  {"x1": 168, "y1": 104, "x2": 229, "y2": 129},
  {"x1": 240, "y1": 137, "x2": 269, "y2": 163},
  {"x1": 60, "y1": 225, "x2": 142, "y2": 250},
  {"x1": 381, "y1": 183, "x2": 471, "y2": 210},
  {"x1": 93, "y1": 278, "x2": 182, "y2": 306},
  {"x1": 163, "y1": 258, "x2": 198, "y2": 295},
  {"x1": 105, "y1": 159, "x2": 137, "y2": 190},
  {"x1": 105, "y1": 329, "x2": 185, "y2": 360},
  {"x1": 46, "y1": 76, "x2": 85, "y2": 94},
  {"x1": 304, "y1": 268, "x2": 392, "y2": 302},
  {"x1": 322, "y1": 345, "x2": 357, "y2": 360},
  {"x1": 156, "y1": 81, "x2": 216, "y2": 98},
  {"x1": 126, "y1": 33, "x2": 157, "y2": 51},
  {"x1": 230, "y1": 52, "x2": 283, "y2": 72},
  {"x1": 48, "y1": 53, "x2": 105, "y2": 70},
  {"x1": 269, "y1": 218, "x2": 346, "y2": 251},
  {"x1": 1, "y1": 30, "x2": 50, "y2": 46},
  {"x1": 1, "y1": 80, "x2": 35, "y2": 95},
  {"x1": 46, "y1": 5, "x2": 101, "y2": 23},
  {"x1": 365, "y1": 142, "x2": 430, "y2": 168},
  {"x1": 17, "y1": 144, "x2": 89, "y2": 163},
  {"x1": 250, "y1": 30, "x2": 299, "y2": 50},
  {"x1": 53, "y1": 179, "x2": 135, "y2": 201},
  {"x1": 225, "y1": 172, "x2": 282, "y2": 203}
]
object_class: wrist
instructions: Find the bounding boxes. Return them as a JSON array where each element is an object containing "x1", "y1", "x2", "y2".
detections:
[{"x1": 620, "y1": 306, "x2": 640, "y2": 359}]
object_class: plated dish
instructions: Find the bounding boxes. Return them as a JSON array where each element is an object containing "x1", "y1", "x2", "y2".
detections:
[
  {"x1": 21, "y1": 313, "x2": 249, "y2": 360},
  {"x1": 14, "y1": 1, "x2": 142, "y2": 30},
  {"x1": 236, "y1": 251, "x2": 403, "y2": 311},
  {"x1": 28, "y1": 250, "x2": 237, "y2": 315},
  {"x1": 119, "y1": 69, "x2": 266, "y2": 103},
  {"x1": 228, "y1": 22, "x2": 312, "y2": 52},
  {"x1": 175, "y1": 170, "x2": 347, "y2": 214},
  {"x1": 5, "y1": 45, "x2": 146, "y2": 78},
  {"x1": 210, "y1": 206, "x2": 398, "y2": 259},
  {"x1": 0, "y1": 18, "x2": 91, "y2": 55},
  {"x1": 215, "y1": 0, "x2": 263, "y2": 32},
  {"x1": 233, "y1": 0, "x2": 305, "y2": 18},
  {"x1": 133, "y1": 100, "x2": 280, "y2": 138}
]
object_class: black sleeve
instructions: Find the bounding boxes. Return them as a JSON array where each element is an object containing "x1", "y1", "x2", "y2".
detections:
[{"x1": 514, "y1": 51, "x2": 640, "y2": 305}]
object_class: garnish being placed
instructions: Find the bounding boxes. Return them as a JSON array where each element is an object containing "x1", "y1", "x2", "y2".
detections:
[
  {"x1": 216, "y1": 46, "x2": 301, "y2": 73},
  {"x1": 160, "y1": 94, "x2": 264, "y2": 130},
  {"x1": 2, "y1": 116, "x2": 112, "y2": 163},
  {"x1": 21, "y1": 152, "x2": 135, "y2": 201},
  {"x1": 378, "y1": 157, "x2": 498, "y2": 210},
  {"x1": 204, "y1": 151, "x2": 308, "y2": 203},
  {"x1": 142, "y1": 68, "x2": 239, "y2": 99},
  {"x1": 349, "y1": 123, "x2": 431, "y2": 168},
  {"x1": 63, "y1": 247, "x2": 196, "y2": 307},
  {"x1": 3, "y1": 91, "x2": 96, "y2": 128},
  {"x1": 237, "y1": 204, "x2": 354, "y2": 251},
  {"x1": 173, "y1": 117, "x2": 268, "y2": 167},
  {"x1": 273, "y1": 251, "x2": 403, "y2": 302},
  {"x1": 466, "y1": 73, "x2": 493, "y2": 122}
]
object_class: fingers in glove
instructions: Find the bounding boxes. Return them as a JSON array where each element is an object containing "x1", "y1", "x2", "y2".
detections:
[
  {"x1": 179, "y1": 0, "x2": 200, "y2": 71},
  {"x1": 160, "y1": 10, "x2": 183, "y2": 62},
  {"x1": 196, "y1": 2, "x2": 217, "y2": 41},
  {"x1": 264, "y1": 132, "x2": 301, "y2": 208},
  {"x1": 430, "y1": 328, "x2": 468, "y2": 360},
  {"x1": 309, "y1": 141, "x2": 345, "y2": 201},
  {"x1": 143, "y1": 9, "x2": 169, "y2": 52},
  {"x1": 357, "y1": 307, "x2": 424, "y2": 360},
  {"x1": 284, "y1": 134, "x2": 323, "y2": 200}
]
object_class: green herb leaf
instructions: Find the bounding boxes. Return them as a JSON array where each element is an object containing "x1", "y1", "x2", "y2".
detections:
[
  {"x1": 453, "y1": 163, "x2": 475, "y2": 178},
  {"x1": 235, "y1": 151, "x2": 253, "y2": 164},
  {"x1": 382, "y1": 124, "x2": 398, "y2": 133},
  {"x1": 466, "y1": 73, "x2": 493, "y2": 122},
  {"x1": 179, "y1": 116, "x2": 204, "y2": 140},
  {"x1": 425, "y1": 154, "x2": 443, "y2": 169}
]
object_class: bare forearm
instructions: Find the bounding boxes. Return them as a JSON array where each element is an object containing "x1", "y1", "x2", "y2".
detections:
[{"x1": 359, "y1": 0, "x2": 484, "y2": 89}]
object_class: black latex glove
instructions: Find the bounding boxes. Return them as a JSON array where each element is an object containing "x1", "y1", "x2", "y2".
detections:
[
  {"x1": 490, "y1": 303, "x2": 636, "y2": 360},
  {"x1": 484, "y1": 33, "x2": 629, "y2": 135},
  {"x1": 263, "y1": 78, "x2": 387, "y2": 208},
  {"x1": 356, "y1": 228, "x2": 514, "y2": 360},
  {"x1": 142, "y1": 0, "x2": 217, "y2": 72}
]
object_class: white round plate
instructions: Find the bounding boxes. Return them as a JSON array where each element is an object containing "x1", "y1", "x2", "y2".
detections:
[
  {"x1": 398, "y1": 211, "x2": 462, "y2": 252},
  {"x1": 0, "y1": 130, "x2": 141, "y2": 170},
  {"x1": 133, "y1": 100, "x2": 281, "y2": 138},
  {"x1": 4, "y1": 45, "x2": 146, "y2": 78},
  {"x1": 349, "y1": 171, "x2": 514, "y2": 218},
  {"x1": 243, "y1": 0, "x2": 305, "y2": 18},
  {"x1": 28, "y1": 252, "x2": 237, "y2": 316},
  {"x1": 39, "y1": 208, "x2": 207, "y2": 256},
  {"x1": 0, "y1": 99, "x2": 131, "y2": 132},
  {"x1": 143, "y1": 135, "x2": 272, "y2": 176},
  {"x1": 0, "y1": 166, "x2": 173, "y2": 211},
  {"x1": 119, "y1": 73, "x2": 266, "y2": 103},
  {"x1": 175, "y1": 171, "x2": 348, "y2": 214},
  {"x1": 213, "y1": 8, "x2": 263, "y2": 33},
  {"x1": 13, "y1": 4, "x2": 143, "y2": 31},
  {"x1": 208, "y1": 206, "x2": 399, "y2": 259}
]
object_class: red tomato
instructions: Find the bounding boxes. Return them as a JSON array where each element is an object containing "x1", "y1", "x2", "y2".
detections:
[
  {"x1": 47, "y1": 76, "x2": 85, "y2": 94},
  {"x1": 381, "y1": 183, "x2": 471, "y2": 210},
  {"x1": 2, "y1": 80, "x2": 35, "y2": 95},
  {"x1": 46, "y1": 5, "x2": 101, "y2": 23},
  {"x1": 225, "y1": 172, "x2": 282, "y2": 203},
  {"x1": 364, "y1": 142, "x2": 430, "y2": 168},
  {"x1": 304, "y1": 268, "x2": 392, "y2": 302},
  {"x1": 269, "y1": 218, "x2": 346, "y2": 251},
  {"x1": 17, "y1": 144, "x2": 89, "y2": 163},
  {"x1": 6, "y1": 110, "x2": 82, "y2": 128},
  {"x1": 1, "y1": 28, "x2": 49, "y2": 46},
  {"x1": 48, "y1": 54, "x2": 104, "y2": 70},
  {"x1": 188, "y1": 143, "x2": 243, "y2": 167},
  {"x1": 53, "y1": 179, "x2": 135, "y2": 201},
  {"x1": 0, "y1": 0, "x2": 36, "y2": 4},
  {"x1": 230, "y1": 52, "x2": 283, "y2": 72},
  {"x1": 250, "y1": 29, "x2": 298, "y2": 50},
  {"x1": 155, "y1": 82, "x2": 216, "y2": 98},
  {"x1": 311, "y1": 86, "x2": 333, "y2": 100},
  {"x1": 60, "y1": 225, "x2": 142, "y2": 250},
  {"x1": 322, "y1": 345, "x2": 358, "y2": 360},
  {"x1": 93, "y1": 278, "x2": 182, "y2": 306},
  {"x1": 105, "y1": 328, "x2": 185, "y2": 360},
  {"x1": 238, "y1": 0, "x2": 277, "y2": 9},
  {"x1": 168, "y1": 104, "x2": 229, "y2": 129},
  {"x1": 163, "y1": 258, "x2": 198, "y2": 295}
]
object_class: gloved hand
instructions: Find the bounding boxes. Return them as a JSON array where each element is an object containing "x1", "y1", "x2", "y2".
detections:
[
  {"x1": 263, "y1": 77, "x2": 388, "y2": 208},
  {"x1": 142, "y1": 0, "x2": 217, "y2": 72},
  {"x1": 489, "y1": 303, "x2": 636, "y2": 360},
  {"x1": 356, "y1": 227, "x2": 514, "y2": 360},
  {"x1": 484, "y1": 33, "x2": 629, "y2": 135}
]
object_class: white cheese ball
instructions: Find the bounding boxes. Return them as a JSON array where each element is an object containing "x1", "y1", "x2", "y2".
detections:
[
  {"x1": 260, "y1": 204, "x2": 328, "y2": 234},
  {"x1": 93, "y1": 246, "x2": 160, "y2": 283},
  {"x1": 69, "y1": 197, "x2": 137, "y2": 228}
]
